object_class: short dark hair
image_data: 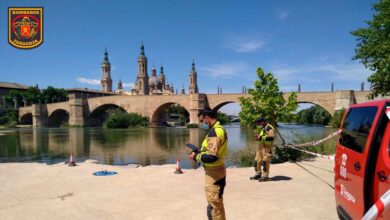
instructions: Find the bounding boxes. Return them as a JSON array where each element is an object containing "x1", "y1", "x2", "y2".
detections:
[
  {"x1": 199, "y1": 108, "x2": 216, "y2": 119},
  {"x1": 255, "y1": 117, "x2": 266, "y2": 124}
]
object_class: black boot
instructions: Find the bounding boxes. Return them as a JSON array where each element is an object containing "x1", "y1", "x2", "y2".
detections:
[
  {"x1": 250, "y1": 174, "x2": 262, "y2": 180},
  {"x1": 258, "y1": 176, "x2": 269, "y2": 182}
]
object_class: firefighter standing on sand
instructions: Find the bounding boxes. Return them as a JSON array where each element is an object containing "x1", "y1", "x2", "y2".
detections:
[
  {"x1": 250, "y1": 117, "x2": 275, "y2": 182},
  {"x1": 188, "y1": 108, "x2": 228, "y2": 220}
]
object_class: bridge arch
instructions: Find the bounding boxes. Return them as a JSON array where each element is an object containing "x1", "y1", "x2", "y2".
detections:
[
  {"x1": 19, "y1": 113, "x2": 33, "y2": 125},
  {"x1": 212, "y1": 101, "x2": 237, "y2": 112},
  {"x1": 297, "y1": 101, "x2": 333, "y2": 116},
  {"x1": 151, "y1": 102, "x2": 190, "y2": 126},
  {"x1": 88, "y1": 104, "x2": 127, "y2": 127},
  {"x1": 48, "y1": 109, "x2": 69, "y2": 127}
]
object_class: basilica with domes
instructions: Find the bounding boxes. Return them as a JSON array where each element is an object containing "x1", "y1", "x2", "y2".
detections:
[{"x1": 100, "y1": 43, "x2": 199, "y2": 96}]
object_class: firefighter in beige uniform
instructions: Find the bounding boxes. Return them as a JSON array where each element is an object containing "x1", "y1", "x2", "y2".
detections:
[
  {"x1": 250, "y1": 117, "x2": 275, "y2": 181},
  {"x1": 188, "y1": 109, "x2": 227, "y2": 220}
]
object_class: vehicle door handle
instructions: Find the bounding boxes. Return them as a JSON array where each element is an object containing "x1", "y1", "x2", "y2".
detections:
[
  {"x1": 354, "y1": 162, "x2": 361, "y2": 171},
  {"x1": 378, "y1": 171, "x2": 388, "y2": 182}
]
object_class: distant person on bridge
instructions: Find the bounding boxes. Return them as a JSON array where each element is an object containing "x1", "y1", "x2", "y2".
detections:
[
  {"x1": 250, "y1": 117, "x2": 275, "y2": 182},
  {"x1": 187, "y1": 108, "x2": 228, "y2": 220}
]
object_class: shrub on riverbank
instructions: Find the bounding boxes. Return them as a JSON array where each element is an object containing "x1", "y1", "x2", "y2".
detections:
[
  {"x1": 330, "y1": 108, "x2": 345, "y2": 128},
  {"x1": 217, "y1": 111, "x2": 231, "y2": 125},
  {"x1": 103, "y1": 110, "x2": 148, "y2": 128},
  {"x1": 0, "y1": 108, "x2": 18, "y2": 128},
  {"x1": 271, "y1": 146, "x2": 304, "y2": 163},
  {"x1": 296, "y1": 105, "x2": 331, "y2": 125},
  {"x1": 231, "y1": 145, "x2": 256, "y2": 167},
  {"x1": 232, "y1": 144, "x2": 304, "y2": 167}
]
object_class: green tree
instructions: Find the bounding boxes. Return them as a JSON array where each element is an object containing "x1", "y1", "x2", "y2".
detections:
[
  {"x1": 41, "y1": 86, "x2": 68, "y2": 103},
  {"x1": 296, "y1": 105, "x2": 331, "y2": 125},
  {"x1": 5, "y1": 86, "x2": 68, "y2": 106},
  {"x1": 4, "y1": 90, "x2": 25, "y2": 106},
  {"x1": 330, "y1": 108, "x2": 346, "y2": 128},
  {"x1": 217, "y1": 111, "x2": 231, "y2": 125},
  {"x1": 104, "y1": 109, "x2": 148, "y2": 128},
  {"x1": 0, "y1": 107, "x2": 18, "y2": 127},
  {"x1": 24, "y1": 86, "x2": 42, "y2": 104},
  {"x1": 239, "y1": 67, "x2": 298, "y2": 126},
  {"x1": 167, "y1": 104, "x2": 189, "y2": 125},
  {"x1": 352, "y1": 0, "x2": 390, "y2": 99}
]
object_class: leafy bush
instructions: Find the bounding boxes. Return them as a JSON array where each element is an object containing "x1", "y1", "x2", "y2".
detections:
[
  {"x1": 296, "y1": 105, "x2": 331, "y2": 125},
  {"x1": 5, "y1": 86, "x2": 68, "y2": 105},
  {"x1": 230, "y1": 145, "x2": 256, "y2": 167},
  {"x1": 167, "y1": 105, "x2": 189, "y2": 125},
  {"x1": 233, "y1": 144, "x2": 304, "y2": 167},
  {"x1": 271, "y1": 146, "x2": 304, "y2": 163},
  {"x1": 103, "y1": 110, "x2": 148, "y2": 128},
  {"x1": 217, "y1": 111, "x2": 231, "y2": 125},
  {"x1": 0, "y1": 108, "x2": 18, "y2": 127},
  {"x1": 330, "y1": 108, "x2": 345, "y2": 128},
  {"x1": 6, "y1": 120, "x2": 18, "y2": 128}
]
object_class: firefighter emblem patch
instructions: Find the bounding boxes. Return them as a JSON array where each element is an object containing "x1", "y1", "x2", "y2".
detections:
[{"x1": 8, "y1": 7, "x2": 43, "y2": 49}]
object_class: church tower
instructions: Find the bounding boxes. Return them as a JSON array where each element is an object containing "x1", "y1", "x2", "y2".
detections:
[
  {"x1": 189, "y1": 60, "x2": 199, "y2": 94},
  {"x1": 117, "y1": 79, "x2": 123, "y2": 94},
  {"x1": 101, "y1": 49, "x2": 113, "y2": 92},
  {"x1": 158, "y1": 65, "x2": 166, "y2": 90},
  {"x1": 135, "y1": 42, "x2": 149, "y2": 95}
]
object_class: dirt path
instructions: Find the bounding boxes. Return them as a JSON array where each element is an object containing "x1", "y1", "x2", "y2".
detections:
[{"x1": 0, "y1": 158, "x2": 337, "y2": 220}]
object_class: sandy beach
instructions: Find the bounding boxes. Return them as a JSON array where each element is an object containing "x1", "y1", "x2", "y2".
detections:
[{"x1": 0, "y1": 158, "x2": 337, "y2": 220}]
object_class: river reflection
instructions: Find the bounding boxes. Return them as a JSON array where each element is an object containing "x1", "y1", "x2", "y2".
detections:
[{"x1": 0, "y1": 123, "x2": 336, "y2": 168}]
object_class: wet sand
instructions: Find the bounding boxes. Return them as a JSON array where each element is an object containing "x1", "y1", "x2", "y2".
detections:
[{"x1": 0, "y1": 158, "x2": 337, "y2": 220}]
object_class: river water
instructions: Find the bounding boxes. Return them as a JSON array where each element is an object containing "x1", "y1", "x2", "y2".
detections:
[{"x1": 0, "y1": 123, "x2": 336, "y2": 168}]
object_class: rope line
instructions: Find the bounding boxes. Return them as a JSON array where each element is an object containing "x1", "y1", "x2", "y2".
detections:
[
  {"x1": 282, "y1": 130, "x2": 341, "y2": 148},
  {"x1": 276, "y1": 129, "x2": 341, "y2": 161},
  {"x1": 294, "y1": 162, "x2": 335, "y2": 190},
  {"x1": 298, "y1": 162, "x2": 334, "y2": 173},
  {"x1": 275, "y1": 128, "x2": 339, "y2": 189}
]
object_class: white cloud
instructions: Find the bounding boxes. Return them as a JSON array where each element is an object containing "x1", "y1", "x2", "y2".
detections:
[
  {"x1": 224, "y1": 34, "x2": 265, "y2": 53},
  {"x1": 276, "y1": 10, "x2": 289, "y2": 21},
  {"x1": 314, "y1": 64, "x2": 370, "y2": 81},
  {"x1": 271, "y1": 62, "x2": 370, "y2": 83},
  {"x1": 200, "y1": 62, "x2": 250, "y2": 78},
  {"x1": 77, "y1": 77, "x2": 100, "y2": 85},
  {"x1": 235, "y1": 40, "x2": 265, "y2": 53},
  {"x1": 122, "y1": 82, "x2": 134, "y2": 89},
  {"x1": 269, "y1": 61, "x2": 371, "y2": 91}
]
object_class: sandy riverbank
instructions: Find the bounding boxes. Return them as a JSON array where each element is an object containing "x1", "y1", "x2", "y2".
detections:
[{"x1": 0, "y1": 158, "x2": 337, "y2": 220}]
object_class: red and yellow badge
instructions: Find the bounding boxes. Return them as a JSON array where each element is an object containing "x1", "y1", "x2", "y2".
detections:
[{"x1": 8, "y1": 7, "x2": 43, "y2": 49}]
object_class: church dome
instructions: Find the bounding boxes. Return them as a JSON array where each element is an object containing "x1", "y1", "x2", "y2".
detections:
[{"x1": 149, "y1": 76, "x2": 161, "y2": 88}]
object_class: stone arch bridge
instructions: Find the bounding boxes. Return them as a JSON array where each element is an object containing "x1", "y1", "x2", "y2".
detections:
[{"x1": 18, "y1": 90, "x2": 373, "y2": 127}]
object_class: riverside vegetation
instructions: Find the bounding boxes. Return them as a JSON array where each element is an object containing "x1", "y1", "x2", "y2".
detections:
[
  {"x1": 0, "y1": 86, "x2": 69, "y2": 128},
  {"x1": 103, "y1": 109, "x2": 148, "y2": 128}
]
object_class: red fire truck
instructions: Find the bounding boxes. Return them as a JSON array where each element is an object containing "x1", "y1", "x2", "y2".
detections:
[{"x1": 335, "y1": 99, "x2": 390, "y2": 219}]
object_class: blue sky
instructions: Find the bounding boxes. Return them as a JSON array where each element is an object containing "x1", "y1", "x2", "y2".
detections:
[{"x1": 0, "y1": 0, "x2": 377, "y2": 114}]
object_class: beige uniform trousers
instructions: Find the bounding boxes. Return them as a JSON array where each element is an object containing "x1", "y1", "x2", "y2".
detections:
[
  {"x1": 255, "y1": 143, "x2": 273, "y2": 177},
  {"x1": 205, "y1": 165, "x2": 226, "y2": 220}
]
